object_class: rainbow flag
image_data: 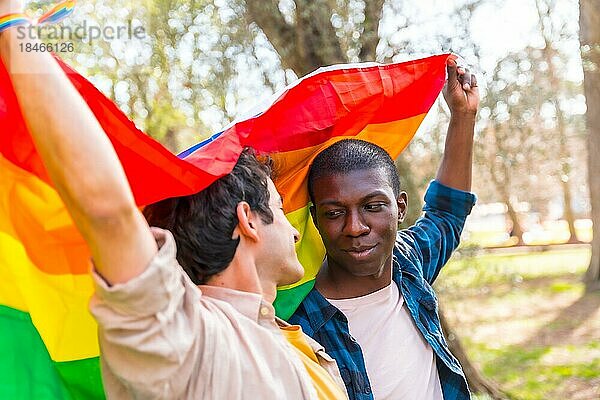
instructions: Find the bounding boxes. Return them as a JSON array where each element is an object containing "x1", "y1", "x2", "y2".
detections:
[
  {"x1": 0, "y1": 54, "x2": 450, "y2": 398},
  {"x1": 36, "y1": 0, "x2": 77, "y2": 25}
]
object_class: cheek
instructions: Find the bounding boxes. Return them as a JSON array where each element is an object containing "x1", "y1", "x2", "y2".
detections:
[
  {"x1": 387, "y1": 209, "x2": 398, "y2": 221},
  {"x1": 316, "y1": 222, "x2": 339, "y2": 243},
  {"x1": 372, "y1": 214, "x2": 398, "y2": 238}
]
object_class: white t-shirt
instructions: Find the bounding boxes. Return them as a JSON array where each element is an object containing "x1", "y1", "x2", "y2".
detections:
[{"x1": 328, "y1": 284, "x2": 443, "y2": 400}]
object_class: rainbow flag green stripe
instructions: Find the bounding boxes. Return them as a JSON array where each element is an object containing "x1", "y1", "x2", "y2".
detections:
[
  {"x1": 274, "y1": 280, "x2": 316, "y2": 320},
  {"x1": 0, "y1": 306, "x2": 104, "y2": 400}
]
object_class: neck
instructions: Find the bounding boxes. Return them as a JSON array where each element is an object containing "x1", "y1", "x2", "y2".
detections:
[
  {"x1": 315, "y1": 257, "x2": 393, "y2": 299},
  {"x1": 205, "y1": 255, "x2": 278, "y2": 304},
  {"x1": 258, "y1": 279, "x2": 277, "y2": 304},
  {"x1": 206, "y1": 256, "x2": 262, "y2": 295}
]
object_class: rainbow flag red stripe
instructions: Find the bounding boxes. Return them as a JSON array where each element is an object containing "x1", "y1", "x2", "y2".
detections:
[{"x1": 0, "y1": 54, "x2": 450, "y2": 398}]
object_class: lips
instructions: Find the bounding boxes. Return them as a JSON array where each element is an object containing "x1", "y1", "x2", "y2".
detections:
[{"x1": 343, "y1": 244, "x2": 377, "y2": 260}]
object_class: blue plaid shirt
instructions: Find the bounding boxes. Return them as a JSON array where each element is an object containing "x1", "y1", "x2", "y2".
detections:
[{"x1": 289, "y1": 180, "x2": 476, "y2": 400}]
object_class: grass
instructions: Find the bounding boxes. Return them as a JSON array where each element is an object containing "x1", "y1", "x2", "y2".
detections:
[
  {"x1": 436, "y1": 247, "x2": 591, "y2": 293},
  {"x1": 435, "y1": 246, "x2": 600, "y2": 399},
  {"x1": 469, "y1": 341, "x2": 600, "y2": 400}
]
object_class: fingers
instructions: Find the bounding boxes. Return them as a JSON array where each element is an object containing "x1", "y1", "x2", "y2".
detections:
[
  {"x1": 471, "y1": 73, "x2": 478, "y2": 89},
  {"x1": 457, "y1": 66, "x2": 471, "y2": 90},
  {"x1": 446, "y1": 57, "x2": 458, "y2": 84},
  {"x1": 447, "y1": 56, "x2": 478, "y2": 91},
  {"x1": 456, "y1": 66, "x2": 478, "y2": 91}
]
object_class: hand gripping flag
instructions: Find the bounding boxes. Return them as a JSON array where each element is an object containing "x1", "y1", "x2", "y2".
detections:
[{"x1": 0, "y1": 53, "x2": 450, "y2": 399}]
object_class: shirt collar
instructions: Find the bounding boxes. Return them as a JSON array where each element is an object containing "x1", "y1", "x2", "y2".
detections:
[
  {"x1": 392, "y1": 251, "x2": 403, "y2": 282},
  {"x1": 198, "y1": 285, "x2": 276, "y2": 324},
  {"x1": 303, "y1": 247, "x2": 407, "y2": 333},
  {"x1": 302, "y1": 287, "x2": 346, "y2": 334}
]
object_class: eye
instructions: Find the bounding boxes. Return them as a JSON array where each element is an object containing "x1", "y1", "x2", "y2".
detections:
[
  {"x1": 365, "y1": 203, "x2": 385, "y2": 212},
  {"x1": 324, "y1": 209, "x2": 344, "y2": 219}
]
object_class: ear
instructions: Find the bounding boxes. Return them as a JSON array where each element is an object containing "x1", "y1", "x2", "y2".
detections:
[
  {"x1": 396, "y1": 192, "x2": 408, "y2": 226},
  {"x1": 232, "y1": 202, "x2": 260, "y2": 242}
]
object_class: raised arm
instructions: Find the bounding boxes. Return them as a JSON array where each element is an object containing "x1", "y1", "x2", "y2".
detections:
[
  {"x1": 0, "y1": 1, "x2": 157, "y2": 284},
  {"x1": 435, "y1": 58, "x2": 480, "y2": 191},
  {"x1": 399, "y1": 59, "x2": 479, "y2": 283}
]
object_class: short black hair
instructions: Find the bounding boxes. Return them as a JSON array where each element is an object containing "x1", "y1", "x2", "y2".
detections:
[
  {"x1": 143, "y1": 148, "x2": 273, "y2": 284},
  {"x1": 308, "y1": 139, "x2": 401, "y2": 202}
]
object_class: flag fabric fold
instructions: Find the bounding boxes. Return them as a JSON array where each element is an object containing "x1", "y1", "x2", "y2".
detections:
[{"x1": 0, "y1": 53, "x2": 449, "y2": 399}]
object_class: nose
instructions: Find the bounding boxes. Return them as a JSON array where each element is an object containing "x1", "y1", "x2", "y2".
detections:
[
  {"x1": 287, "y1": 219, "x2": 301, "y2": 243},
  {"x1": 344, "y1": 210, "x2": 369, "y2": 237}
]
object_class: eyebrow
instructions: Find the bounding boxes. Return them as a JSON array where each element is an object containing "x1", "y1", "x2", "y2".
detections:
[{"x1": 317, "y1": 190, "x2": 390, "y2": 207}]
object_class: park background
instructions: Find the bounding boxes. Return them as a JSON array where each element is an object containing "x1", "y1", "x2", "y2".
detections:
[{"x1": 28, "y1": 0, "x2": 600, "y2": 398}]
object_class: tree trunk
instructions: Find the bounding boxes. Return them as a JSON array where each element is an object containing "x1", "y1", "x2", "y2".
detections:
[
  {"x1": 487, "y1": 145, "x2": 525, "y2": 245},
  {"x1": 505, "y1": 199, "x2": 525, "y2": 246},
  {"x1": 559, "y1": 171, "x2": 579, "y2": 243},
  {"x1": 245, "y1": 0, "x2": 346, "y2": 76},
  {"x1": 580, "y1": 0, "x2": 600, "y2": 291},
  {"x1": 535, "y1": 0, "x2": 579, "y2": 243},
  {"x1": 556, "y1": 104, "x2": 578, "y2": 243},
  {"x1": 395, "y1": 154, "x2": 423, "y2": 227}
]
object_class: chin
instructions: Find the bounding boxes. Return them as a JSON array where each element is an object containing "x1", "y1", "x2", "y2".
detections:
[
  {"x1": 281, "y1": 263, "x2": 305, "y2": 286},
  {"x1": 345, "y1": 260, "x2": 387, "y2": 278}
]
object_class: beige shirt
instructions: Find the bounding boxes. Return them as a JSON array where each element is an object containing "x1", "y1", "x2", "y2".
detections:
[{"x1": 89, "y1": 228, "x2": 347, "y2": 400}]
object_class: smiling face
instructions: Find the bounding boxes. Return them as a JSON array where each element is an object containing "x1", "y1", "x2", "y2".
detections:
[{"x1": 311, "y1": 168, "x2": 407, "y2": 296}]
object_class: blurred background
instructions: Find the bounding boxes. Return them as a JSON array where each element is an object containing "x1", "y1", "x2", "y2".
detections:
[{"x1": 29, "y1": 0, "x2": 599, "y2": 398}]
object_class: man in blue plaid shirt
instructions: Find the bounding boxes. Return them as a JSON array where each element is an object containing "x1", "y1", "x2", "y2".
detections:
[{"x1": 289, "y1": 59, "x2": 479, "y2": 400}]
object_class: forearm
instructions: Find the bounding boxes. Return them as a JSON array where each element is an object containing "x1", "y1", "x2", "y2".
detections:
[
  {"x1": 0, "y1": 29, "x2": 157, "y2": 283},
  {"x1": 0, "y1": 30, "x2": 131, "y2": 215},
  {"x1": 435, "y1": 112, "x2": 475, "y2": 192},
  {"x1": 402, "y1": 180, "x2": 476, "y2": 283}
]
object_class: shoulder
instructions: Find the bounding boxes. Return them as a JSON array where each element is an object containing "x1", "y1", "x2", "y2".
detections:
[
  {"x1": 290, "y1": 287, "x2": 340, "y2": 336},
  {"x1": 290, "y1": 287, "x2": 322, "y2": 321}
]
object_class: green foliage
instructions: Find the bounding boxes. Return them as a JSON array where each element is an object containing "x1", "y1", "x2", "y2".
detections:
[{"x1": 549, "y1": 281, "x2": 578, "y2": 293}]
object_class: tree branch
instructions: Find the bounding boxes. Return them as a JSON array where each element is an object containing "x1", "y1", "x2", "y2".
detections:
[
  {"x1": 358, "y1": 0, "x2": 384, "y2": 61},
  {"x1": 245, "y1": 0, "x2": 298, "y2": 71},
  {"x1": 293, "y1": 0, "x2": 346, "y2": 75}
]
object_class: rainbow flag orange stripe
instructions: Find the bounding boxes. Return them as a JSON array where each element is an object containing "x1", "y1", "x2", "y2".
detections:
[{"x1": 0, "y1": 54, "x2": 450, "y2": 398}]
